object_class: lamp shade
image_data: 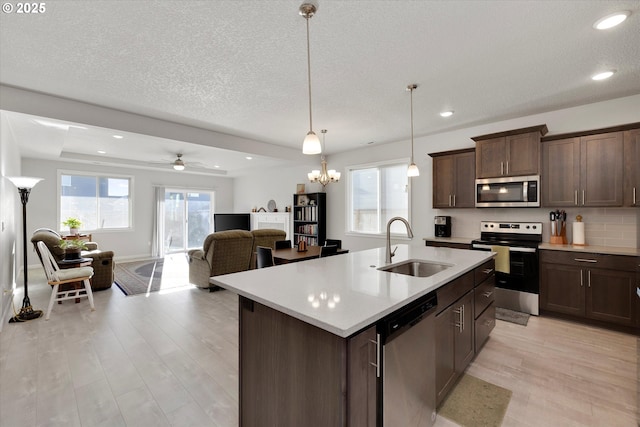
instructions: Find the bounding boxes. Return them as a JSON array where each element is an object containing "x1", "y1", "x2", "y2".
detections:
[
  {"x1": 407, "y1": 163, "x2": 420, "y2": 177},
  {"x1": 303, "y1": 131, "x2": 322, "y2": 155},
  {"x1": 6, "y1": 176, "x2": 43, "y2": 189}
]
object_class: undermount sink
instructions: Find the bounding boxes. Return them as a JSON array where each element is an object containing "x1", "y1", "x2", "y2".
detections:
[{"x1": 378, "y1": 259, "x2": 452, "y2": 278}]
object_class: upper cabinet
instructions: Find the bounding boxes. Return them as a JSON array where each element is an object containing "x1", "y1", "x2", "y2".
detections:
[
  {"x1": 472, "y1": 124, "x2": 548, "y2": 178},
  {"x1": 541, "y1": 124, "x2": 640, "y2": 207},
  {"x1": 623, "y1": 128, "x2": 640, "y2": 207},
  {"x1": 430, "y1": 148, "x2": 475, "y2": 208}
]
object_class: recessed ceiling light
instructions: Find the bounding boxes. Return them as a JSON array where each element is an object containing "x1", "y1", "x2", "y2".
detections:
[
  {"x1": 245, "y1": 156, "x2": 253, "y2": 160},
  {"x1": 593, "y1": 11, "x2": 630, "y2": 30},
  {"x1": 97, "y1": 150, "x2": 107, "y2": 154},
  {"x1": 214, "y1": 165, "x2": 220, "y2": 168},
  {"x1": 592, "y1": 70, "x2": 615, "y2": 81},
  {"x1": 112, "y1": 135, "x2": 124, "y2": 139},
  {"x1": 440, "y1": 110, "x2": 454, "y2": 118}
]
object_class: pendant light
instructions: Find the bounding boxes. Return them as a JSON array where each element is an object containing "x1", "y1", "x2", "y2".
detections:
[
  {"x1": 407, "y1": 84, "x2": 420, "y2": 177},
  {"x1": 300, "y1": 1, "x2": 322, "y2": 155},
  {"x1": 308, "y1": 129, "x2": 341, "y2": 189}
]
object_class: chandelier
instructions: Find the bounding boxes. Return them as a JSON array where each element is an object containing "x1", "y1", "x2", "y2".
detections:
[
  {"x1": 300, "y1": 1, "x2": 322, "y2": 154},
  {"x1": 308, "y1": 129, "x2": 340, "y2": 189}
]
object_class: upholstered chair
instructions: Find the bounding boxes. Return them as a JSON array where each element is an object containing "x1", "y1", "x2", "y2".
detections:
[
  {"x1": 250, "y1": 229, "x2": 286, "y2": 269},
  {"x1": 187, "y1": 229, "x2": 254, "y2": 289},
  {"x1": 31, "y1": 229, "x2": 115, "y2": 291}
]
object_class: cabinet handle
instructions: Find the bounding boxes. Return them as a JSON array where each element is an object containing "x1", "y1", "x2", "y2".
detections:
[
  {"x1": 453, "y1": 307, "x2": 463, "y2": 332},
  {"x1": 483, "y1": 268, "x2": 494, "y2": 275},
  {"x1": 369, "y1": 334, "x2": 380, "y2": 378},
  {"x1": 483, "y1": 291, "x2": 493, "y2": 298},
  {"x1": 580, "y1": 270, "x2": 583, "y2": 287},
  {"x1": 587, "y1": 270, "x2": 591, "y2": 288},
  {"x1": 485, "y1": 319, "x2": 494, "y2": 327},
  {"x1": 501, "y1": 162, "x2": 504, "y2": 175},
  {"x1": 449, "y1": 194, "x2": 452, "y2": 207},
  {"x1": 453, "y1": 194, "x2": 456, "y2": 207},
  {"x1": 506, "y1": 161, "x2": 509, "y2": 175},
  {"x1": 574, "y1": 190, "x2": 578, "y2": 206},
  {"x1": 574, "y1": 258, "x2": 597, "y2": 263},
  {"x1": 582, "y1": 190, "x2": 585, "y2": 206},
  {"x1": 634, "y1": 187, "x2": 637, "y2": 206}
]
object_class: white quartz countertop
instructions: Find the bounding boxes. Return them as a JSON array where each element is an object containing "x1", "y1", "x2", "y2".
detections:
[
  {"x1": 210, "y1": 245, "x2": 493, "y2": 338},
  {"x1": 539, "y1": 243, "x2": 640, "y2": 257},
  {"x1": 423, "y1": 236, "x2": 477, "y2": 245}
]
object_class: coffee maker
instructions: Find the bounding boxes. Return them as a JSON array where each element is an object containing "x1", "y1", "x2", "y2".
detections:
[{"x1": 434, "y1": 216, "x2": 452, "y2": 237}]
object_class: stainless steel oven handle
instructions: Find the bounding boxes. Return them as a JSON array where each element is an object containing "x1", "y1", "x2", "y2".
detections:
[{"x1": 472, "y1": 243, "x2": 536, "y2": 253}]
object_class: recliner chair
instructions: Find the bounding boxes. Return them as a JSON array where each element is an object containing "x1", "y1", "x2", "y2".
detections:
[
  {"x1": 187, "y1": 229, "x2": 254, "y2": 289},
  {"x1": 31, "y1": 228, "x2": 115, "y2": 291}
]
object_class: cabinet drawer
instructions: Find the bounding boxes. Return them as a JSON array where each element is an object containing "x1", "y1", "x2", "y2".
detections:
[
  {"x1": 475, "y1": 302, "x2": 495, "y2": 353},
  {"x1": 436, "y1": 271, "x2": 474, "y2": 314},
  {"x1": 474, "y1": 275, "x2": 495, "y2": 318},
  {"x1": 474, "y1": 259, "x2": 495, "y2": 286},
  {"x1": 539, "y1": 250, "x2": 637, "y2": 271}
]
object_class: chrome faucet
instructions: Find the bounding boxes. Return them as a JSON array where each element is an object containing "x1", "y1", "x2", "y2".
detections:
[{"x1": 386, "y1": 216, "x2": 414, "y2": 263}]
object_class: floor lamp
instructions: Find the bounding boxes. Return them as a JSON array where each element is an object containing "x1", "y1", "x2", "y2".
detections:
[{"x1": 7, "y1": 176, "x2": 44, "y2": 323}]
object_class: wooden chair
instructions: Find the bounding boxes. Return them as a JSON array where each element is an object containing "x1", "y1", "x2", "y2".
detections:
[
  {"x1": 37, "y1": 241, "x2": 95, "y2": 320},
  {"x1": 256, "y1": 246, "x2": 275, "y2": 268},
  {"x1": 275, "y1": 240, "x2": 292, "y2": 249},
  {"x1": 319, "y1": 245, "x2": 338, "y2": 258}
]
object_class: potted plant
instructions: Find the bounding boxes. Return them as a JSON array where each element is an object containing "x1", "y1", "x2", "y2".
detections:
[
  {"x1": 58, "y1": 239, "x2": 88, "y2": 260},
  {"x1": 62, "y1": 217, "x2": 82, "y2": 235}
]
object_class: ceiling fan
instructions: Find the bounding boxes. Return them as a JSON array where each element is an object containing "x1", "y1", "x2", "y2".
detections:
[{"x1": 151, "y1": 153, "x2": 205, "y2": 171}]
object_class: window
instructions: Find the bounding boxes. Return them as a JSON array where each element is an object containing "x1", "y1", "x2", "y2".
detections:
[
  {"x1": 347, "y1": 160, "x2": 410, "y2": 236},
  {"x1": 59, "y1": 172, "x2": 132, "y2": 231}
]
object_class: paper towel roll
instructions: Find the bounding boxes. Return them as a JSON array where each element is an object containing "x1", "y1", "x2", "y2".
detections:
[{"x1": 572, "y1": 221, "x2": 585, "y2": 245}]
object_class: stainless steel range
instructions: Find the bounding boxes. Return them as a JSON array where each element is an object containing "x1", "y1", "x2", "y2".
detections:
[{"x1": 471, "y1": 221, "x2": 542, "y2": 315}]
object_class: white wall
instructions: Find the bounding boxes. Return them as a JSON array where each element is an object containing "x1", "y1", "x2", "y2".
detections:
[
  {"x1": 0, "y1": 113, "x2": 22, "y2": 327},
  {"x1": 21, "y1": 158, "x2": 235, "y2": 265},
  {"x1": 235, "y1": 95, "x2": 640, "y2": 252}
]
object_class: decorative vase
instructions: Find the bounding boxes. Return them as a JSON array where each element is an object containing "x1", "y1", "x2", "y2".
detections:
[{"x1": 69, "y1": 227, "x2": 78, "y2": 235}]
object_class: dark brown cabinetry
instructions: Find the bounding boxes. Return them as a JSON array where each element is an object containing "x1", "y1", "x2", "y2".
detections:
[
  {"x1": 472, "y1": 125, "x2": 548, "y2": 179},
  {"x1": 430, "y1": 148, "x2": 475, "y2": 208},
  {"x1": 293, "y1": 192, "x2": 326, "y2": 246},
  {"x1": 540, "y1": 250, "x2": 638, "y2": 328},
  {"x1": 425, "y1": 240, "x2": 471, "y2": 250},
  {"x1": 623, "y1": 128, "x2": 640, "y2": 206},
  {"x1": 239, "y1": 297, "x2": 377, "y2": 426},
  {"x1": 474, "y1": 260, "x2": 496, "y2": 353},
  {"x1": 542, "y1": 127, "x2": 631, "y2": 207}
]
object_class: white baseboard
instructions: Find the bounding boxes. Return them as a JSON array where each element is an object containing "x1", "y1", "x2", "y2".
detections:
[{"x1": 0, "y1": 287, "x2": 14, "y2": 333}]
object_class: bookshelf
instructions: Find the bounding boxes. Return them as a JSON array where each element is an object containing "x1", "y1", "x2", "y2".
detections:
[{"x1": 293, "y1": 192, "x2": 326, "y2": 247}]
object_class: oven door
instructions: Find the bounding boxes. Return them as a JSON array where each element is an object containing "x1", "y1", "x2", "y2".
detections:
[{"x1": 471, "y1": 243, "x2": 539, "y2": 294}]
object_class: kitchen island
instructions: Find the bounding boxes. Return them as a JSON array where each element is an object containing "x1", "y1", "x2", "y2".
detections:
[{"x1": 211, "y1": 245, "x2": 494, "y2": 426}]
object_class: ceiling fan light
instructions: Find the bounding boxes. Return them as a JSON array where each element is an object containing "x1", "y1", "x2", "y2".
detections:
[
  {"x1": 407, "y1": 163, "x2": 420, "y2": 177},
  {"x1": 173, "y1": 159, "x2": 185, "y2": 170},
  {"x1": 303, "y1": 131, "x2": 322, "y2": 154}
]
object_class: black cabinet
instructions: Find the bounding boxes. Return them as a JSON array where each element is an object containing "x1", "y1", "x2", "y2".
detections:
[{"x1": 293, "y1": 192, "x2": 326, "y2": 246}]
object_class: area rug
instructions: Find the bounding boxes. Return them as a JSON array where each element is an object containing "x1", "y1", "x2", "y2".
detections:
[
  {"x1": 439, "y1": 374, "x2": 512, "y2": 427},
  {"x1": 495, "y1": 307, "x2": 530, "y2": 326},
  {"x1": 114, "y1": 259, "x2": 186, "y2": 296}
]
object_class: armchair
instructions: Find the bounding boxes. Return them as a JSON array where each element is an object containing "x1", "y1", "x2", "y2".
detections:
[
  {"x1": 187, "y1": 230, "x2": 254, "y2": 289},
  {"x1": 31, "y1": 229, "x2": 115, "y2": 291}
]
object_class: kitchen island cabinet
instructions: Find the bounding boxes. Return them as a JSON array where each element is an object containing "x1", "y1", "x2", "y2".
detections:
[
  {"x1": 472, "y1": 124, "x2": 548, "y2": 179},
  {"x1": 212, "y1": 245, "x2": 494, "y2": 426},
  {"x1": 540, "y1": 249, "x2": 638, "y2": 329},
  {"x1": 430, "y1": 148, "x2": 475, "y2": 208}
]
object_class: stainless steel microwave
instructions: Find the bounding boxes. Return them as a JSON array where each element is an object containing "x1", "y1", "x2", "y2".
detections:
[{"x1": 475, "y1": 175, "x2": 540, "y2": 207}]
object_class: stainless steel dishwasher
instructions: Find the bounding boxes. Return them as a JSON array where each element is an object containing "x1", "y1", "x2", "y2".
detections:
[{"x1": 377, "y1": 291, "x2": 438, "y2": 427}]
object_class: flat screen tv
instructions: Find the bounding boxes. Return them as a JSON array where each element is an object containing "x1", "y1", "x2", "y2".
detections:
[{"x1": 214, "y1": 213, "x2": 251, "y2": 232}]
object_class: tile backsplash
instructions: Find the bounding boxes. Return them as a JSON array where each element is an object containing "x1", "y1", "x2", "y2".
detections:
[{"x1": 436, "y1": 207, "x2": 638, "y2": 248}]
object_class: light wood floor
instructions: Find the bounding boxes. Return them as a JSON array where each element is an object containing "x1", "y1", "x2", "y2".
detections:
[{"x1": 1, "y1": 257, "x2": 638, "y2": 427}]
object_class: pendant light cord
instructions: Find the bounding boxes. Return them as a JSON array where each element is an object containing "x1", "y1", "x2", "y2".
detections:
[
  {"x1": 410, "y1": 87, "x2": 415, "y2": 162},
  {"x1": 306, "y1": 16, "x2": 313, "y2": 132}
]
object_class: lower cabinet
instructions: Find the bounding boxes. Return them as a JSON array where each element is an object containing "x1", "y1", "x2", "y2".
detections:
[
  {"x1": 540, "y1": 250, "x2": 638, "y2": 328},
  {"x1": 435, "y1": 288, "x2": 474, "y2": 406}
]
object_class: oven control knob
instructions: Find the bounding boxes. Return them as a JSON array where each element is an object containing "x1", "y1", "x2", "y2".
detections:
[
  {"x1": 532, "y1": 225, "x2": 537, "y2": 229},
  {"x1": 526, "y1": 225, "x2": 530, "y2": 229}
]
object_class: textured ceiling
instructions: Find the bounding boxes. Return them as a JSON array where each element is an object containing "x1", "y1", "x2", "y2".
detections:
[{"x1": 1, "y1": 0, "x2": 640, "y2": 174}]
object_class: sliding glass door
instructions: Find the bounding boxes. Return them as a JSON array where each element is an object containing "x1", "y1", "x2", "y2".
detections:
[{"x1": 164, "y1": 189, "x2": 214, "y2": 253}]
